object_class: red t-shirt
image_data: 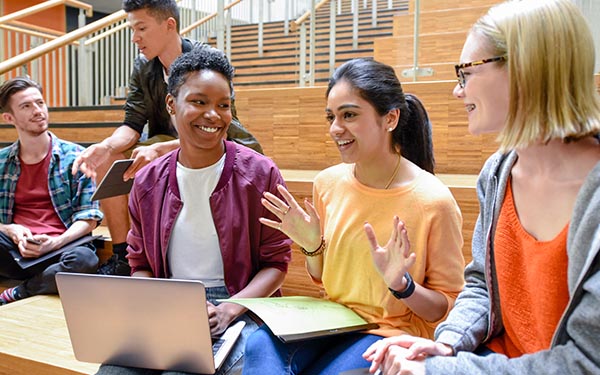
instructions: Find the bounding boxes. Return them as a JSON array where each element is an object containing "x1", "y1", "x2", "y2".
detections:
[{"x1": 12, "y1": 148, "x2": 66, "y2": 236}]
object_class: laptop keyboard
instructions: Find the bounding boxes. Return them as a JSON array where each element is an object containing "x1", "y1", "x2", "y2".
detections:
[{"x1": 212, "y1": 337, "x2": 225, "y2": 355}]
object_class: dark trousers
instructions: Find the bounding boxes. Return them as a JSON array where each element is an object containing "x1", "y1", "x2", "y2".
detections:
[{"x1": 0, "y1": 232, "x2": 98, "y2": 297}]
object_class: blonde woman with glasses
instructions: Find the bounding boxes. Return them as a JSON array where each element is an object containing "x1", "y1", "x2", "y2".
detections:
[{"x1": 362, "y1": 0, "x2": 600, "y2": 374}]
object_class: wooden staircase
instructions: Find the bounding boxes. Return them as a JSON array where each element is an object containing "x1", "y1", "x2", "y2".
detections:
[{"x1": 207, "y1": 0, "x2": 409, "y2": 88}]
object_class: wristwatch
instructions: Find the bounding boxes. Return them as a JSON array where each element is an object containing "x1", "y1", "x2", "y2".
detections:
[{"x1": 388, "y1": 272, "x2": 416, "y2": 299}]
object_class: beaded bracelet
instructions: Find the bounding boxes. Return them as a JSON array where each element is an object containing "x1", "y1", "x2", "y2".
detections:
[{"x1": 300, "y1": 237, "x2": 326, "y2": 257}]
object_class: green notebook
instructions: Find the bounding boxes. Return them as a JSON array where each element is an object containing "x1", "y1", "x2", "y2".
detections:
[{"x1": 223, "y1": 296, "x2": 378, "y2": 343}]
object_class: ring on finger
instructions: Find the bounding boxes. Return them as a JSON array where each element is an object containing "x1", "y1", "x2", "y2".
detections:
[{"x1": 283, "y1": 206, "x2": 290, "y2": 215}]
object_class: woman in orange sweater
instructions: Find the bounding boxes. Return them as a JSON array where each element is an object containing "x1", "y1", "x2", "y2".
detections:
[{"x1": 242, "y1": 58, "x2": 465, "y2": 375}]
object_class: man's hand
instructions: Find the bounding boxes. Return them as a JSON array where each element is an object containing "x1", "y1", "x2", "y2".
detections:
[
  {"x1": 2, "y1": 223, "x2": 33, "y2": 245},
  {"x1": 126, "y1": 145, "x2": 161, "y2": 180},
  {"x1": 19, "y1": 234, "x2": 58, "y2": 258},
  {"x1": 71, "y1": 143, "x2": 111, "y2": 179}
]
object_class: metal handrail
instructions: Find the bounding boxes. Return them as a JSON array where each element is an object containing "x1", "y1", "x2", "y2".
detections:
[
  {"x1": 84, "y1": 16, "x2": 128, "y2": 46},
  {"x1": 0, "y1": 0, "x2": 92, "y2": 25},
  {"x1": 293, "y1": 0, "x2": 333, "y2": 86},
  {"x1": 181, "y1": 0, "x2": 243, "y2": 35},
  {"x1": 292, "y1": 0, "x2": 330, "y2": 31}
]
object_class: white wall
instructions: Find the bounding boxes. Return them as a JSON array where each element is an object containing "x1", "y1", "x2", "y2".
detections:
[{"x1": 574, "y1": 0, "x2": 600, "y2": 73}]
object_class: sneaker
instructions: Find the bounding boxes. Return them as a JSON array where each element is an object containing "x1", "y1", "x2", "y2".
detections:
[
  {"x1": 0, "y1": 286, "x2": 23, "y2": 305},
  {"x1": 97, "y1": 254, "x2": 131, "y2": 276}
]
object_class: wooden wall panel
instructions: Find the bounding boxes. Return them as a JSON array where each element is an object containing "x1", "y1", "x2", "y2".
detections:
[
  {"x1": 409, "y1": 0, "x2": 501, "y2": 12},
  {"x1": 393, "y1": 6, "x2": 489, "y2": 36},
  {"x1": 0, "y1": 126, "x2": 117, "y2": 145},
  {"x1": 374, "y1": 32, "x2": 468, "y2": 67},
  {"x1": 48, "y1": 106, "x2": 124, "y2": 123},
  {"x1": 236, "y1": 81, "x2": 497, "y2": 175}
]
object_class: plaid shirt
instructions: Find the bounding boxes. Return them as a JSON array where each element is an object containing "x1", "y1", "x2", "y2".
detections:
[{"x1": 0, "y1": 132, "x2": 103, "y2": 230}]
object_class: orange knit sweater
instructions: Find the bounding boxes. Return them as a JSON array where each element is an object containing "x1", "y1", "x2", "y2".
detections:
[{"x1": 487, "y1": 180, "x2": 569, "y2": 357}]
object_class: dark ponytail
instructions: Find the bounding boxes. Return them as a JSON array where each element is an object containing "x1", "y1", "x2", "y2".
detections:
[
  {"x1": 326, "y1": 58, "x2": 435, "y2": 174},
  {"x1": 395, "y1": 94, "x2": 434, "y2": 173}
]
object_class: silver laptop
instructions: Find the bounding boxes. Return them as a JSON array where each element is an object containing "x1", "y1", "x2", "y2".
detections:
[{"x1": 56, "y1": 272, "x2": 245, "y2": 374}]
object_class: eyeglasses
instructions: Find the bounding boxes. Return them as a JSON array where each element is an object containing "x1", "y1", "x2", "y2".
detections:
[{"x1": 454, "y1": 56, "x2": 507, "y2": 88}]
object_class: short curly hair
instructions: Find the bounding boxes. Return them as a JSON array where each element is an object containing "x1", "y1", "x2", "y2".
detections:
[{"x1": 167, "y1": 45, "x2": 235, "y2": 98}]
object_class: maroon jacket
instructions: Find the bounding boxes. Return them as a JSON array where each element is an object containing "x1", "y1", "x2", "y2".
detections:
[{"x1": 127, "y1": 141, "x2": 292, "y2": 296}]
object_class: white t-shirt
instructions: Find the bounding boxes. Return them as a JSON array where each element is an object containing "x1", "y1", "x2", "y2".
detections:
[{"x1": 167, "y1": 154, "x2": 226, "y2": 287}]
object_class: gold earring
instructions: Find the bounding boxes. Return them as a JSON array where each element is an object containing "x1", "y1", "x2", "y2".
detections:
[{"x1": 168, "y1": 108, "x2": 175, "y2": 115}]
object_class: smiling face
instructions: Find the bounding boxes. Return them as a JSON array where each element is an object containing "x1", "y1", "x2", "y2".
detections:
[
  {"x1": 1, "y1": 87, "x2": 48, "y2": 137},
  {"x1": 326, "y1": 80, "x2": 396, "y2": 165},
  {"x1": 128, "y1": 8, "x2": 175, "y2": 60},
  {"x1": 453, "y1": 32, "x2": 510, "y2": 136},
  {"x1": 166, "y1": 69, "x2": 232, "y2": 168}
]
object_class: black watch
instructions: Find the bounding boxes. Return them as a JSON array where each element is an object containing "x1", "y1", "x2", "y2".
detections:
[{"x1": 388, "y1": 272, "x2": 416, "y2": 299}]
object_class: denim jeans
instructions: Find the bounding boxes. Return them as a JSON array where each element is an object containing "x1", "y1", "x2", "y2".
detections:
[
  {"x1": 96, "y1": 286, "x2": 258, "y2": 375},
  {"x1": 242, "y1": 324, "x2": 382, "y2": 375},
  {"x1": 0, "y1": 231, "x2": 98, "y2": 296}
]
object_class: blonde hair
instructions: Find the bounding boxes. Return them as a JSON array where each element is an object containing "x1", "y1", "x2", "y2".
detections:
[{"x1": 473, "y1": 0, "x2": 600, "y2": 151}]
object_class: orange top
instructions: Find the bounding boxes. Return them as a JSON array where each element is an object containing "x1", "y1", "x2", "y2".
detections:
[{"x1": 487, "y1": 179, "x2": 569, "y2": 358}]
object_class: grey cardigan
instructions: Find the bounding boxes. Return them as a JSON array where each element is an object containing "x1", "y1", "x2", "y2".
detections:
[{"x1": 427, "y1": 151, "x2": 600, "y2": 374}]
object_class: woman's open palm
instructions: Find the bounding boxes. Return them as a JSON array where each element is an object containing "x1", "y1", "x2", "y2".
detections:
[
  {"x1": 259, "y1": 184, "x2": 322, "y2": 252},
  {"x1": 365, "y1": 216, "x2": 417, "y2": 291}
]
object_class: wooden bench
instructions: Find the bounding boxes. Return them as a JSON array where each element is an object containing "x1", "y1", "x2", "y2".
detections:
[{"x1": 0, "y1": 295, "x2": 98, "y2": 375}]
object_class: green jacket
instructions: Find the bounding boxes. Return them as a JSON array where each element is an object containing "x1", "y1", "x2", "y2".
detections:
[{"x1": 123, "y1": 38, "x2": 263, "y2": 154}]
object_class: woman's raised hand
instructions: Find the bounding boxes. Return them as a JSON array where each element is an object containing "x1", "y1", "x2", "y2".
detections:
[
  {"x1": 365, "y1": 216, "x2": 417, "y2": 291},
  {"x1": 259, "y1": 184, "x2": 322, "y2": 252}
]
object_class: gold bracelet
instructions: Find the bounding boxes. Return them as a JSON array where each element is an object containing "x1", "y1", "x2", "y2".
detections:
[{"x1": 301, "y1": 237, "x2": 326, "y2": 257}]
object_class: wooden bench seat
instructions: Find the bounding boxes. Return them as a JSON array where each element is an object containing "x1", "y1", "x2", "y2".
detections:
[{"x1": 0, "y1": 295, "x2": 98, "y2": 375}]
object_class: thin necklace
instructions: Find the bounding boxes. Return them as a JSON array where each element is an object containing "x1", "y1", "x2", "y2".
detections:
[
  {"x1": 385, "y1": 155, "x2": 402, "y2": 189},
  {"x1": 354, "y1": 155, "x2": 402, "y2": 189}
]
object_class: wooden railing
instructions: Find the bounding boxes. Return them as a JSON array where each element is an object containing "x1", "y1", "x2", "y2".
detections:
[{"x1": 0, "y1": 0, "x2": 313, "y2": 106}]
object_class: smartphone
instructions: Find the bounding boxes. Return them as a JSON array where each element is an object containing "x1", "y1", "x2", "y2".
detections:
[{"x1": 26, "y1": 238, "x2": 42, "y2": 245}]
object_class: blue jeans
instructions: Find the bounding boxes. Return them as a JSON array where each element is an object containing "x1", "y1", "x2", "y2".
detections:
[
  {"x1": 0, "y1": 231, "x2": 98, "y2": 296},
  {"x1": 242, "y1": 324, "x2": 382, "y2": 375},
  {"x1": 97, "y1": 286, "x2": 258, "y2": 375}
]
